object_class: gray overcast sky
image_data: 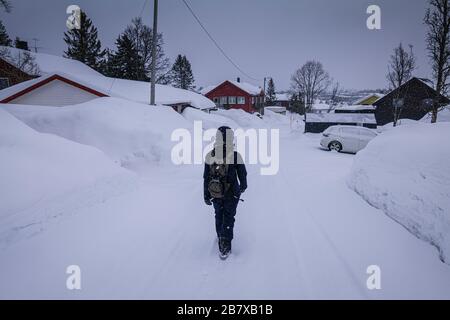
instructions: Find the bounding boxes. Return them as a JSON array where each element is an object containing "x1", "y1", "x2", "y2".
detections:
[{"x1": 1, "y1": 0, "x2": 431, "y2": 91}]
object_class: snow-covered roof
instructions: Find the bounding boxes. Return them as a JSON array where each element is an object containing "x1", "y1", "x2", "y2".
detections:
[
  {"x1": 335, "y1": 104, "x2": 375, "y2": 111},
  {"x1": 84, "y1": 75, "x2": 215, "y2": 109},
  {"x1": 306, "y1": 112, "x2": 377, "y2": 124},
  {"x1": 0, "y1": 46, "x2": 103, "y2": 78},
  {"x1": 353, "y1": 93, "x2": 384, "y2": 105},
  {"x1": 0, "y1": 47, "x2": 215, "y2": 110},
  {"x1": 0, "y1": 72, "x2": 110, "y2": 102},
  {"x1": 265, "y1": 106, "x2": 287, "y2": 114},
  {"x1": 200, "y1": 85, "x2": 217, "y2": 95},
  {"x1": 201, "y1": 80, "x2": 263, "y2": 96},
  {"x1": 275, "y1": 93, "x2": 290, "y2": 101},
  {"x1": 311, "y1": 103, "x2": 332, "y2": 111},
  {"x1": 265, "y1": 106, "x2": 286, "y2": 111}
]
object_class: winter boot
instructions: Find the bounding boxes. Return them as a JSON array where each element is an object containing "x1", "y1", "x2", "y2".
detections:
[{"x1": 219, "y1": 239, "x2": 231, "y2": 259}]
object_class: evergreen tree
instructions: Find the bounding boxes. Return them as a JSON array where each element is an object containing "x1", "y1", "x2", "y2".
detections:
[
  {"x1": 63, "y1": 11, "x2": 105, "y2": 71},
  {"x1": 289, "y1": 92, "x2": 306, "y2": 115},
  {"x1": 14, "y1": 37, "x2": 29, "y2": 50},
  {"x1": 265, "y1": 78, "x2": 276, "y2": 105},
  {"x1": 169, "y1": 54, "x2": 195, "y2": 90},
  {"x1": 0, "y1": 20, "x2": 11, "y2": 46},
  {"x1": 107, "y1": 34, "x2": 140, "y2": 80}
]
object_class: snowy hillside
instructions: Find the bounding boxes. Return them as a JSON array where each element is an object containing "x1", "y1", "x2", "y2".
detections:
[{"x1": 348, "y1": 123, "x2": 450, "y2": 264}]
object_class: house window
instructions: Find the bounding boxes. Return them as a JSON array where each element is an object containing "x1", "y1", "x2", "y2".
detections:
[
  {"x1": 237, "y1": 96, "x2": 245, "y2": 104},
  {"x1": 228, "y1": 96, "x2": 236, "y2": 104},
  {"x1": 213, "y1": 97, "x2": 219, "y2": 105},
  {"x1": 251, "y1": 97, "x2": 255, "y2": 105},
  {"x1": 0, "y1": 78, "x2": 10, "y2": 90},
  {"x1": 219, "y1": 96, "x2": 227, "y2": 105}
]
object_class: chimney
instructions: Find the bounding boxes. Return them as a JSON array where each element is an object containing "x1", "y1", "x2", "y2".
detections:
[{"x1": 237, "y1": 77, "x2": 240, "y2": 83}]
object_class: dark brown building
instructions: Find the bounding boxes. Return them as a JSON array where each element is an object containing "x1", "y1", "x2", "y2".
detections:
[
  {"x1": 0, "y1": 57, "x2": 36, "y2": 90},
  {"x1": 373, "y1": 77, "x2": 449, "y2": 126}
]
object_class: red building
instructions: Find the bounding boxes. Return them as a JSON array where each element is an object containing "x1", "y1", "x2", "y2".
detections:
[
  {"x1": 0, "y1": 57, "x2": 37, "y2": 90},
  {"x1": 201, "y1": 78, "x2": 264, "y2": 113}
]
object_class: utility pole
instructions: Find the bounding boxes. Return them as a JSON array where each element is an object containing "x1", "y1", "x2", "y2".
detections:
[
  {"x1": 150, "y1": 0, "x2": 158, "y2": 105},
  {"x1": 31, "y1": 38, "x2": 40, "y2": 53},
  {"x1": 262, "y1": 77, "x2": 268, "y2": 116}
]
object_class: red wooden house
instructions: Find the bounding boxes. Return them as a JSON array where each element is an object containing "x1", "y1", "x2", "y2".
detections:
[
  {"x1": 201, "y1": 78, "x2": 264, "y2": 113},
  {"x1": 0, "y1": 56, "x2": 37, "y2": 90}
]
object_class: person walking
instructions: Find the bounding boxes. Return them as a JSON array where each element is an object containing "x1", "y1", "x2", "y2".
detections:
[{"x1": 203, "y1": 126, "x2": 247, "y2": 259}]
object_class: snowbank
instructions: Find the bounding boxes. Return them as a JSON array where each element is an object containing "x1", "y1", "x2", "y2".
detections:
[
  {"x1": 420, "y1": 107, "x2": 450, "y2": 123},
  {"x1": 182, "y1": 108, "x2": 286, "y2": 132},
  {"x1": 347, "y1": 123, "x2": 450, "y2": 263},
  {"x1": 0, "y1": 108, "x2": 136, "y2": 244},
  {"x1": 182, "y1": 107, "x2": 238, "y2": 130},
  {"x1": 262, "y1": 109, "x2": 289, "y2": 126},
  {"x1": 213, "y1": 108, "x2": 265, "y2": 128},
  {"x1": 4, "y1": 97, "x2": 191, "y2": 171}
]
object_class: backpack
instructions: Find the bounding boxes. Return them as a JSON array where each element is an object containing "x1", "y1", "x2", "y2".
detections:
[{"x1": 208, "y1": 161, "x2": 231, "y2": 199}]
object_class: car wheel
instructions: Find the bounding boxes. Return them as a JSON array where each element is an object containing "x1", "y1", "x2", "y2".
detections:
[{"x1": 328, "y1": 141, "x2": 342, "y2": 152}]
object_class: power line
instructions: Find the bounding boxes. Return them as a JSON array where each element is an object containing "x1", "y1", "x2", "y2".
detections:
[
  {"x1": 139, "y1": 0, "x2": 149, "y2": 18},
  {"x1": 180, "y1": 0, "x2": 261, "y2": 82}
]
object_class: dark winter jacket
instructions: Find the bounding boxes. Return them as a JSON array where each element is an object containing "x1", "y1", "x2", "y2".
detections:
[{"x1": 203, "y1": 150, "x2": 247, "y2": 200}]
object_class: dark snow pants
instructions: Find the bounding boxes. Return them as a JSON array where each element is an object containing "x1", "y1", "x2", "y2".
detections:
[{"x1": 213, "y1": 197, "x2": 239, "y2": 241}]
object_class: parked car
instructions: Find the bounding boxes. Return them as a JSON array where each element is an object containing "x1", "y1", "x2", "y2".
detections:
[{"x1": 320, "y1": 125, "x2": 378, "y2": 154}]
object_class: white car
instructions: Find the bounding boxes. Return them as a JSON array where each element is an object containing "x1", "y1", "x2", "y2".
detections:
[{"x1": 320, "y1": 125, "x2": 377, "y2": 154}]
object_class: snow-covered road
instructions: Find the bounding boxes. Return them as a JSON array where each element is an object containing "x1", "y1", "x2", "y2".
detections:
[{"x1": 1, "y1": 124, "x2": 450, "y2": 299}]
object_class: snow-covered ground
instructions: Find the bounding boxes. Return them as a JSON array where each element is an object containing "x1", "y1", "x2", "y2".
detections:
[{"x1": 1, "y1": 100, "x2": 450, "y2": 299}]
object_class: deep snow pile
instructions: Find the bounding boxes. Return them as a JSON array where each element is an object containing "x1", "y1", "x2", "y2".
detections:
[
  {"x1": 182, "y1": 108, "x2": 288, "y2": 131},
  {"x1": 0, "y1": 108, "x2": 137, "y2": 245},
  {"x1": 213, "y1": 108, "x2": 265, "y2": 128},
  {"x1": 4, "y1": 98, "x2": 191, "y2": 172},
  {"x1": 347, "y1": 123, "x2": 450, "y2": 263},
  {"x1": 182, "y1": 107, "x2": 239, "y2": 130},
  {"x1": 421, "y1": 107, "x2": 450, "y2": 123}
]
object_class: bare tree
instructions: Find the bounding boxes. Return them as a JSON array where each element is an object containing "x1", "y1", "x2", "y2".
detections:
[
  {"x1": 387, "y1": 43, "x2": 416, "y2": 89},
  {"x1": 123, "y1": 17, "x2": 170, "y2": 82},
  {"x1": 386, "y1": 43, "x2": 416, "y2": 126},
  {"x1": 0, "y1": 47, "x2": 40, "y2": 76},
  {"x1": 331, "y1": 81, "x2": 340, "y2": 102},
  {"x1": 290, "y1": 60, "x2": 330, "y2": 111},
  {"x1": 424, "y1": 0, "x2": 450, "y2": 123}
]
